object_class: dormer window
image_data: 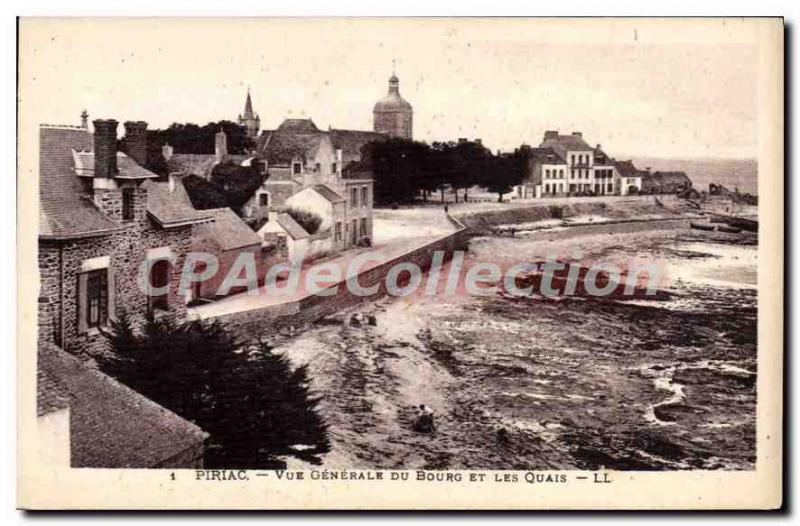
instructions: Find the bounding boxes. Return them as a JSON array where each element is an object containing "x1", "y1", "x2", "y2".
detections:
[{"x1": 292, "y1": 162, "x2": 302, "y2": 175}]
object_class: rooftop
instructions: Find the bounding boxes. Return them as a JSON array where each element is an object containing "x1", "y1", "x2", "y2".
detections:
[
  {"x1": 38, "y1": 343, "x2": 207, "y2": 468},
  {"x1": 194, "y1": 207, "x2": 262, "y2": 251}
]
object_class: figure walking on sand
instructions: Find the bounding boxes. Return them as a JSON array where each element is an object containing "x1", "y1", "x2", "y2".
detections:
[{"x1": 414, "y1": 404, "x2": 436, "y2": 433}]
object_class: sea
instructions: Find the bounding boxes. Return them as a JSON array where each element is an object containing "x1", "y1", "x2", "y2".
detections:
[{"x1": 629, "y1": 157, "x2": 758, "y2": 195}]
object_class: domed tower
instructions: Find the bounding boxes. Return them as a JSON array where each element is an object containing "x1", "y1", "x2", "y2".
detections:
[
  {"x1": 373, "y1": 70, "x2": 413, "y2": 139},
  {"x1": 237, "y1": 88, "x2": 260, "y2": 139}
]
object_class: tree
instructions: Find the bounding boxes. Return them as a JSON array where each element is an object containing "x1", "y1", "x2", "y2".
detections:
[
  {"x1": 480, "y1": 151, "x2": 526, "y2": 202},
  {"x1": 182, "y1": 174, "x2": 228, "y2": 210},
  {"x1": 100, "y1": 311, "x2": 330, "y2": 468},
  {"x1": 209, "y1": 161, "x2": 265, "y2": 210},
  {"x1": 284, "y1": 206, "x2": 322, "y2": 235}
]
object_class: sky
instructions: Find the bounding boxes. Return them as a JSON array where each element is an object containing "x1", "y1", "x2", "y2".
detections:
[{"x1": 20, "y1": 18, "x2": 760, "y2": 159}]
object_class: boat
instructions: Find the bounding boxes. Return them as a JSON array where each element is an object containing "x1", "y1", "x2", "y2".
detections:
[
  {"x1": 716, "y1": 225, "x2": 742, "y2": 234},
  {"x1": 690, "y1": 222, "x2": 716, "y2": 232}
]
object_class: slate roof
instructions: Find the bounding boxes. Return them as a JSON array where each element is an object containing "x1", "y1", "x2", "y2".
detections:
[
  {"x1": 39, "y1": 126, "x2": 122, "y2": 240},
  {"x1": 528, "y1": 147, "x2": 564, "y2": 165},
  {"x1": 614, "y1": 160, "x2": 644, "y2": 179},
  {"x1": 329, "y1": 129, "x2": 387, "y2": 163},
  {"x1": 142, "y1": 179, "x2": 214, "y2": 228},
  {"x1": 539, "y1": 133, "x2": 593, "y2": 162},
  {"x1": 276, "y1": 119, "x2": 319, "y2": 134},
  {"x1": 37, "y1": 368, "x2": 70, "y2": 417},
  {"x1": 276, "y1": 213, "x2": 309, "y2": 240},
  {"x1": 194, "y1": 207, "x2": 262, "y2": 251},
  {"x1": 38, "y1": 343, "x2": 207, "y2": 468},
  {"x1": 311, "y1": 184, "x2": 346, "y2": 204},
  {"x1": 258, "y1": 130, "x2": 323, "y2": 166}
]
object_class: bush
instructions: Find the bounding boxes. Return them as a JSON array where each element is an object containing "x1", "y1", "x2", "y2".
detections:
[
  {"x1": 284, "y1": 206, "x2": 322, "y2": 235},
  {"x1": 101, "y1": 310, "x2": 330, "y2": 468}
]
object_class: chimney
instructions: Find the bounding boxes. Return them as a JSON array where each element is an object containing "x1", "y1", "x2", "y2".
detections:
[
  {"x1": 544, "y1": 130, "x2": 559, "y2": 140},
  {"x1": 162, "y1": 143, "x2": 174, "y2": 161},
  {"x1": 596, "y1": 144, "x2": 601, "y2": 150},
  {"x1": 475, "y1": 138, "x2": 482, "y2": 145},
  {"x1": 123, "y1": 121, "x2": 148, "y2": 166},
  {"x1": 168, "y1": 174, "x2": 178, "y2": 194},
  {"x1": 92, "y1": 119, "x2": 118, "y2": 178},
  {"x1": 215, "y1": 129, "x2": 228, "y2": 164},
  {"x1": 572, "y1": 131, "x2": 582, "y2": 138},
  {"x1": 80, "y1": 109, "x2": 89, "y2": 130}
]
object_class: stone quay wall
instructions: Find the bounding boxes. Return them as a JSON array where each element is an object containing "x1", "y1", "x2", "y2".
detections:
[{"x1": 210, "y1": 224, "x2": 472, "y2": 339}]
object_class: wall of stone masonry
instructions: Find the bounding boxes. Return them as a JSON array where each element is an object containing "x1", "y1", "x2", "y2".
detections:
[
  {"x1": 212, "y1": 226, "x2": 473, "y2": 340},
  {"x1": 38, "y1": 184, "x2": 195, "y2": 359}
]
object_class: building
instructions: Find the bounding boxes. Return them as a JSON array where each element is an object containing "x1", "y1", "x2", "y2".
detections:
[
  {"x1": 38, "y1": 116, "x2": 213, "y2": 358},
  {"x1": 373, "y1": 72, "x2": 413, "y2": 139},
  {"x1": 237, "y1": 88, "x2": 260, "y2": 140},
  {"x1": 257, "y1": 212, "x2": 312, "y2": 265},
  {"x1": 614, "y1": 160, "x2": 645, "y2": 195},
  {"x1": 539, "y1": 131, "x2": 598, "y2": 194},
  {"x1": 643, "y1": 170, "x2": 693, "y2": 194},
  {"x1": 592, "y1": 145, "x2": 618, "y2": 196},
  {"x1": 253, "y1": 118, "x2": 375, "y2": 254},
  {"x1": 191, "y1": 207, "x2": 264, "y2": 300},
  {"x1": 517, "y1": 146, "x2": 568, "y2": 198},
  {"x1": 38, "y1": 343, "x2": 207, "y2": 468}
]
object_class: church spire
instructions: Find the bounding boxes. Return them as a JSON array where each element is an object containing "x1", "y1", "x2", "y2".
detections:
[{"x1": 243, "y1": 87, "x2": 255, "y2": 120}]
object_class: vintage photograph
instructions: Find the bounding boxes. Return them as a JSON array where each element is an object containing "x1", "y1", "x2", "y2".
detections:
[{"x1": 17, "y1": 17, "x2": 783, "y2": 509}]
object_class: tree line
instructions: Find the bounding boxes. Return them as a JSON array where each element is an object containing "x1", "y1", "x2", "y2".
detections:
[{"x1": 357, "y1": 138, "x2": 529, "y2": 205}]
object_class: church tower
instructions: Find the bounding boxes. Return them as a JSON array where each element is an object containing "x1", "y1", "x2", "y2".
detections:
[
  {"x1": 237, "y1": 88, "x2": 260, "y2": 139},
  {"x1": 373, "y1": 68, "x2": 413, "y2": 139}
]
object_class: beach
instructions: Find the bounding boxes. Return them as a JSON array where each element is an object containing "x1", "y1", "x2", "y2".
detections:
[{"x1": 274, "y1": 217, "x2": 758, "y2": 471}]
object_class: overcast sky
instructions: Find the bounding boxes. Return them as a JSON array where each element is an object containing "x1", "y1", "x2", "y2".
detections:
[{"x1": 21, "y1": 18, "x2": 759, "y2": 159}]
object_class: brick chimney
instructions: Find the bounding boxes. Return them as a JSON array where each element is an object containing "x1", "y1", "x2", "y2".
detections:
[
  {"x1": 544, "y1": 130, "x2": 558, "y2": 140},
  {"x1": 93, "y1": 119, "x2": 118, "y2": 178},
  {"x1": 123, "y1": 121, "x2": 148, "y2": 166}
]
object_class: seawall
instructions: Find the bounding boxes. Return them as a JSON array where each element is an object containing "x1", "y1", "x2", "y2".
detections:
[{"x1": 210, "y1": 223, "x2": 472, "y2": 339}]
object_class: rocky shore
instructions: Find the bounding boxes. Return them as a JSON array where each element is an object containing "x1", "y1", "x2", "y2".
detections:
[{"x1": 272, "y1": 209, "x2": 757, "y2": 470}]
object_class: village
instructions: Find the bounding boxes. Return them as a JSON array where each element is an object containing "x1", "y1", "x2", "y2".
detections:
[{"x1": 36, "y1": 69, "x2": 758, "y2": 470}]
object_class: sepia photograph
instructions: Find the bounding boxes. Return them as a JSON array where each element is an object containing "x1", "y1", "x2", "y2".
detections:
[{"x1": 15, "y1": 15, "x2": 784, "y2": 510}]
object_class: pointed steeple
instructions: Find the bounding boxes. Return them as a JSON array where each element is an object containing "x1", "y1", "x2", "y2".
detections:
[{"x1": 243, "y1": 87, "x2": 255, "y2": 120}]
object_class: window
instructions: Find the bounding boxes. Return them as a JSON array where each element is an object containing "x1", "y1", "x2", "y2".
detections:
[
  {"x1": 360, "y1": 217, "x2": 367, "y2": 237},
  {"x1": 122, "y1": 188, "x2": 134, "y2": 221},
  {"x1": 545, "y1": 184, "x2": 550, "y2": 194},
  {"x1": 315, "y1": 162, "x2": 321, "y2": 173},
  {"x1": 149, "y1": 259, "x2": 170, "y2": 312},
  {"x1": 259, "y1": 193, "x2": 269, "y2": 207},
  {"x1": 292, "y1": 162, "x2": 302, "y2": 175},
  {"x1": 360, "y1": 187, "x2": 368, "y2": 207},
  {"x1": 335, "y1": 222, "x2": 342, "y2": 242},
  {"x1": 85, "y1": 269, "x2": 108, "y2": 329},
  {"x1": 545, "y1": 169, "x2": 550, "y2": 179},
  {"x1": 350, "y1": 187, "x2": 358, "y2": 208},
  {"x1": 331, "y1": 163, "x2": 337, "y2": 174},
  {"x1": 351, "y1": 219, "x2": 358, "y2": 244}
]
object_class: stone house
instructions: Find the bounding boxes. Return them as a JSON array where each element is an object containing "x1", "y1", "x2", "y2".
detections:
[
  {"x1": 517, "y1": 146, "x2": 568, "y2": 198},
  {"x1": 38, "y1": 118, "x2": 212, "y2": 358},
  {"x1": 191, "y1": 207, "x2": 263, "y2": 300},
  {"x1": 257, "y1": 212, "x2": 312, "y2": 265},
  {"x1": 642, "y1": 170, "x2": 693, "y2": 194},
  {"x1": 253, "y1": 118, "x2": 376, "y2": 257},
  {"x1": 539, "y1": 131, "x2": 597, "y2": 195},
  {"x1": 614, "y1": 160, "x2": 645, "y2": 195}
]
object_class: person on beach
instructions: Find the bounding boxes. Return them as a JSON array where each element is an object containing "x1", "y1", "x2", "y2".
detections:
[{"x1": 414, "y1": 404, "x2": 436, "y2": 433}]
